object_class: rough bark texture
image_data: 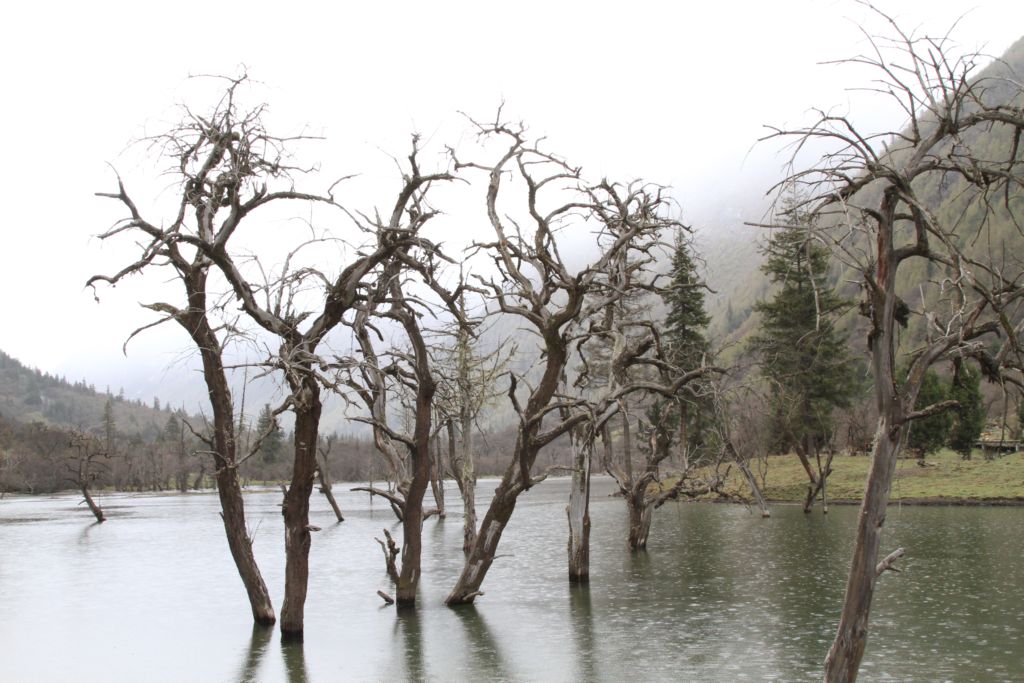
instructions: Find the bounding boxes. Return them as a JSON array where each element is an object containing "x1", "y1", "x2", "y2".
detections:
[
  {"x1": 823, "y1": 420, "x2": 901, "y2": 682},
  {"x1": 626, "y1": 489, "x2": 654, "y2": 551},
  {"x1": 445, "y1": 474, "x2": 518, "y2": 605},
  {"x1": 449, "y1": 420, "x2": 477, "y2": 554},
  {"x1": 446, "y1": 333, "x2": 568, "y2": 606},
  {"x1": 193, "y1": 314, "x2": 276, "y2": 627},
  {"x1": 395, "y1": 373, "x2": 435, "y2": 607},
  {"x1": 429, "y1": 431, "x2": 446, "y2": 519},
  {"x1": 566, "y1": 433, "x2": 592, "y2": 583},
  {"x1": 280, "y1": 377, "x2": 321, "y2": 640}
]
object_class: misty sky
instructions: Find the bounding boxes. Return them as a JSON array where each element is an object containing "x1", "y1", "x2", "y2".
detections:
[{"x1": 2, "y1": 0, "x2": 1022, "y2": 400}]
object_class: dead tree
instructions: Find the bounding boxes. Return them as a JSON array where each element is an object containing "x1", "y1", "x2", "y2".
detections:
[
  {"x1": 430, "y1": 289, "x2": 511, "y2": 554},
  {"x1": 765, "y1": 9, "x2": 1024, "y2": 680},
  {"x1": 67, "y1": 433, "x2": 108, "y2": 523},
  {"x1": 600, "y1": 360, "x2": 725, "y2": 551},
  {"x1": 94, "y1": 75, "x2": 453, "y2": 638},
  {"x1": 709, "y1": 381, "x2": 771, "y2": 517},
  {"x1": 346, "y1": 302, "x2": 412, "y2": 522},
  {"x1": 444, "y1": 121, "x2": 703, "y2": 604},
  {"x1": 341, "y1": 234, "x2": 464, "y2": 607},
  {"x1": 428, "y1": 427, "x2": 446, "y2": 519},
  {"x1": 88, "y1": 77, "x2": 289, "y2": 625},
  {"x1": 316, "y1": 435, "x2": 344, "y2": 523},
  {"x1": 188, "y1": 124, "x2": 452, "y2": 634},
  {"x1": 574, "y1": 222, "x2": 722, "y2": 554}
]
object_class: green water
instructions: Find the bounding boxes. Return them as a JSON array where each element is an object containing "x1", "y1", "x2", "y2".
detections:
[{"x1": 1, "y1": 477, "x2": 1021, "y2": 681}]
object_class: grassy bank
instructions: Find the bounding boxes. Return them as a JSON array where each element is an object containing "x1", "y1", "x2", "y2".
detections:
[{"x1": 701, "y1": 449, "x2": 1024, "y2": 505}]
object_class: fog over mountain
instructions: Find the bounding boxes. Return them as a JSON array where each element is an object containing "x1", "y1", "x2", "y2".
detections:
[{"x1": 3, "y1": 1, "x2": 1023, "y2": 432}]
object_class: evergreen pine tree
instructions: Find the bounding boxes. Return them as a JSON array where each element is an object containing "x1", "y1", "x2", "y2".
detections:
[
  {"x1": 948, "y1": 361, "x2": 984, "y2": 459},
  {"x1": 750, "y1": 219, "x2": 856, "y2": 457},
  {"x1": 660, "y1": 229, "x2": 712, "y2": 452},
  {"x1": 663, "y1": 231, "x2": 710, "y2": 367},
  {"x1": 163, "y1": 413, "x2": 181, "y2": 443},
  {"x1": 102, "y1": 398, "x2": 117, "y2": 455},
  {"x1": 255, "y1": 404, "x2": 282, "y2": 464},
  {"x1": 907, "y1": 369, "x2": 951, "y2": 457}
]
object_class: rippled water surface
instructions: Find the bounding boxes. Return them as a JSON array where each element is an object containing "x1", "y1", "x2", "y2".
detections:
[{"x1": 1, "y1": 477, "x2": 1022, "y2": 682}]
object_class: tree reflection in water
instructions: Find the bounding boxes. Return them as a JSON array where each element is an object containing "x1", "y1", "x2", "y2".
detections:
[
  {"x1": 235, "y1": 625, "x2": 272, "y2": 683},
  {"x1": 281, "y1": 638, "x2": 308, "y2": 683},
  {"x1": 570, "y1": 584, "x2": 596, "y2": 682},
  {"x1": 454, "y1": 606, "x2": 509, "y2": 680}
]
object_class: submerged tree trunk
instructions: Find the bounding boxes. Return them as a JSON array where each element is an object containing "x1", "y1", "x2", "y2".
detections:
[
  {"x1": 445, "y1": 476, "x2": 518, "y2": 605},
  {"x1": 817, "y1": 448, "x2": 834, "y2": 515},
  {"x1": 824, "y1": 418, "x2": 901, "y2": 681},
  {"x1": 794, "y1": 440, "x2": 820, "y2": 514},
  {"x1": 626, "y1": 488, "x2": 654, "y2": 551},
  {"x1": 449, "y1": 420, "x2": 477, "y2": 554},
  {"x1": 737, "y1": 458, "x2": 771, "y2": 518},
  {"x1": 194, "y1": 318, "x2": 276, "y2": 627},
  {"x1": 280, "y1": 378, "x2": 322, "y2": 640},
  {"x1": 217, "y1": 464, "x2": 275, "y2": 626},
  {"x1": 396, "y1": 445, "x2": 429, "y2": 606},
  {"x1": 430, "y1": 429, "x2": 446, "y2": 519},
  {"x1": 566, "y1": 432, "x2": 592, "y2": 583},
  {"x1": 825, "y1": 196, "x2": 911, "y2": 680},
  {"x1": 81, "y1": 484, "x2": 106, "y2": 523},
  {"x1": 317, "y1": 460, "x2": 344, "y2": 523},
  {"x1": 446, "y1": 338, "x2": 569, "y2": 606}
]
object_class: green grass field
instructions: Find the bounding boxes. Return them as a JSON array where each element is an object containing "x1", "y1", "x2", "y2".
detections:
[{"x1": 690, "y1": 449, "x2": 1024, "y2": 505}]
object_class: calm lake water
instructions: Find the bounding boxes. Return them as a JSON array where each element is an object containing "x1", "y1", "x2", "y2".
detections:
[{"x1": 1, "y1": 476, "x2": 1022, "y2": 682}]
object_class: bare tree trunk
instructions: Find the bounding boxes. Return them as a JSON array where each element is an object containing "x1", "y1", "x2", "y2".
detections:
[
  {"x1": 794, "y1": 439, "x2": 819, "y2": 514},
  {"x1": 395, "y1": 362, "x2": 436, "y2": 607},
  {"x1": 280, "y1": 379, "x2": 321, "y2": 640},
  {"x1": 376, "y1": 528, "x2": 400, "y2": 586},
  {"x1": 81, "y1": 485, "x2": 105, "y2": 523},
  {"x1": 429, "y1": 429, "x2": 445, "y2": 519},
  {"x1": 446, "y1": 476, "x2": 518, "y2": 605},
  {"x1": 449, "y1": 420, "x2": 477, "y2": 554},
  {"x1": 817, "y1": 447, "x2": 834, "y2": 515},
  {"x1": 195, "y1": 321, "x2": 276, "y2": 628},
  {"x1": 446, "y1": 339, "x2": 569, "y2": 606},
  {"x1": 217, "y1": 465, "x2": 275, "y2": 626},
  {"x1": 737, "y1": 458, "x2": 770, "y2": 518},
  {"x1": 626, "y1": 489, "x2": 653, "y2": 551},
  {"x1": 317, "y1": 463, "x2": 344, "y2": 523},
  {"x1": 566, "y1": 433, "x2": 592, "y2": 583},
  {"x1": 621, "y1": 412, "x2": 632, "y2": 481},
  {"x1": 396, "y1": 453, "x2": 428, "y2": 606},
  {"x1": 825, "y1": 195, "x2": 907, "y2": 680},
  {"x1": 824, "y1": 419, "x2": 901, "y2": 681}
]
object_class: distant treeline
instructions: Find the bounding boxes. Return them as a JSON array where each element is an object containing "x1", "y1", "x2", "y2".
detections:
[{"x1": 0, "y1": 348, "x2": 571, "y2": 494}]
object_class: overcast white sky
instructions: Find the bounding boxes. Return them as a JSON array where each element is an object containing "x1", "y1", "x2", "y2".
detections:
[{"x1": 2, "y1": 0, "x2": 1022, "y2": 396}]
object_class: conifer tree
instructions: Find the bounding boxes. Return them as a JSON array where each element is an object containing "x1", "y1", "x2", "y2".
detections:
[
  {"x1": 255, "y1": 404, "x2": 283, "y2": 464},
  {"x1": 102, "y1": 398, "x2": 117, "y2": 455},
  {"x1": 751, "y1": 219, "x2": 855, "y2": 510},
  {"x1": 907, "y1": 369, "x2": 951, "y2": 458},
  {"x1": 660, "y1": 229, "x2": 711, "y2": 453},
  {"x1": 948, "y1": 360, "x2": 984, "y2": 460}
]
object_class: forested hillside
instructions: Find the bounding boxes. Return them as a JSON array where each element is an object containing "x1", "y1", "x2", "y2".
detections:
[
  {"x1": 704, "y1": 36, "x2": 1024, "y2": 355},
  {"x1": 0, "y1": 349, "x2": 174, "y2": 436}
]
